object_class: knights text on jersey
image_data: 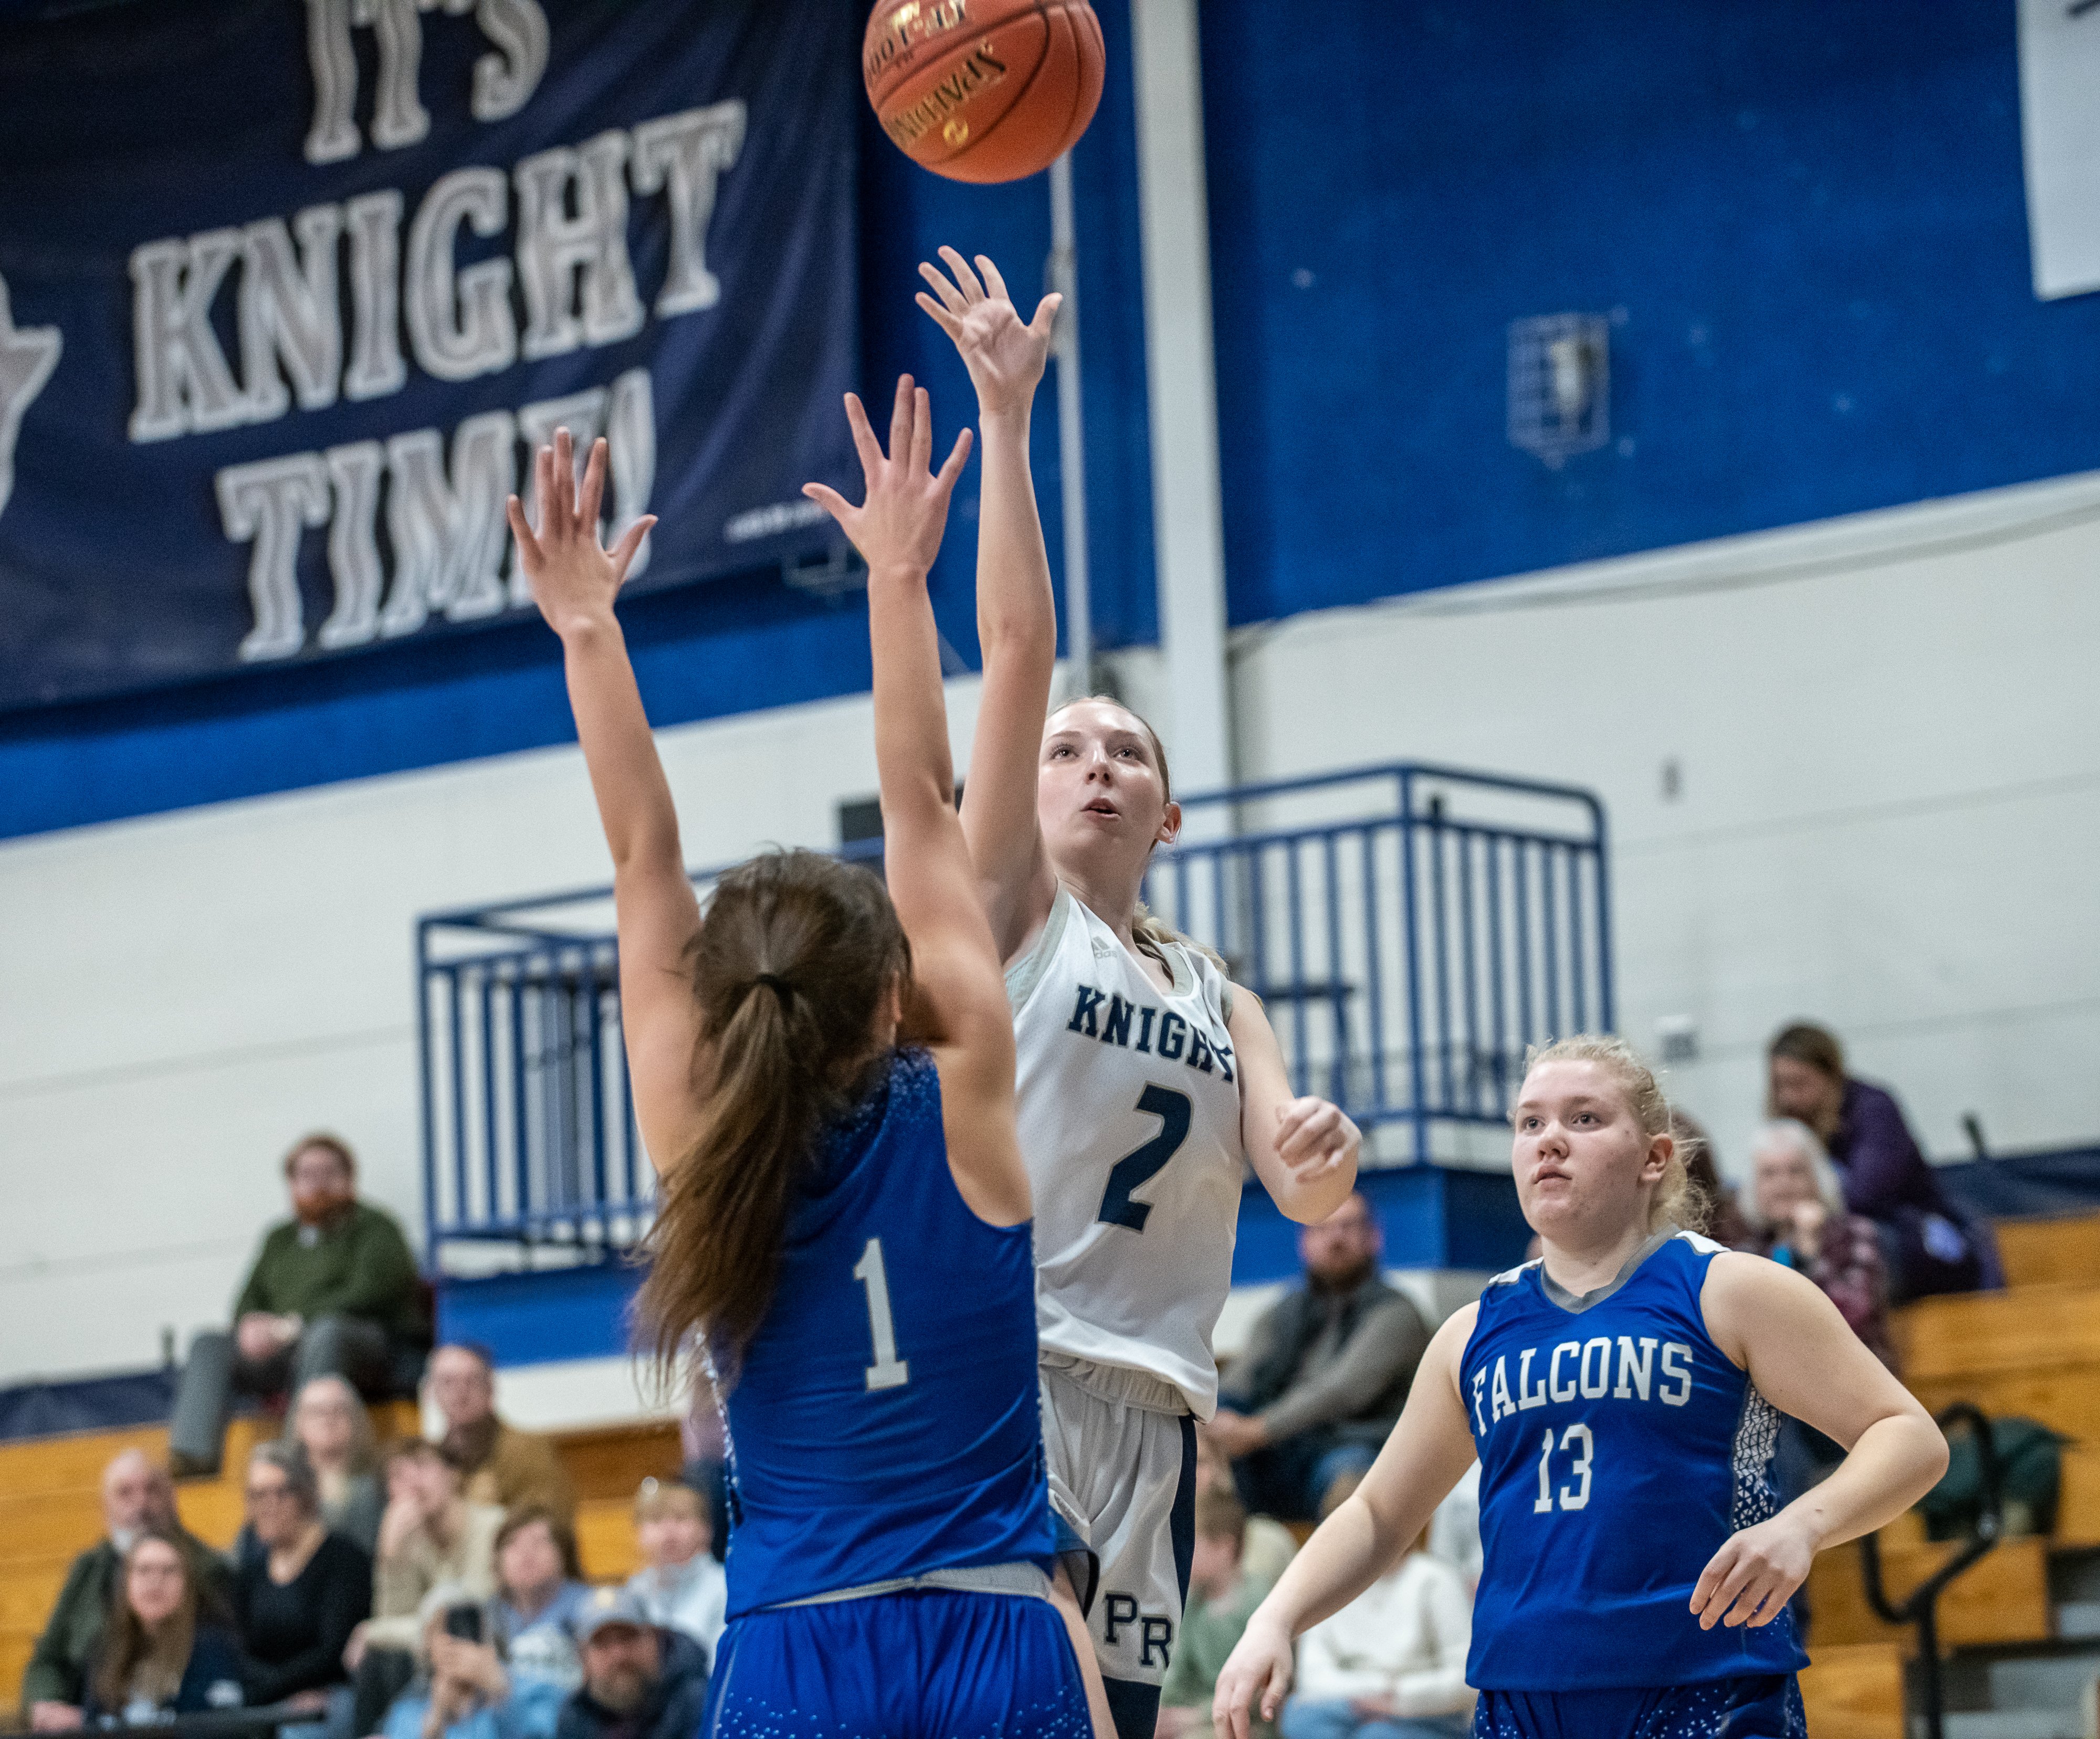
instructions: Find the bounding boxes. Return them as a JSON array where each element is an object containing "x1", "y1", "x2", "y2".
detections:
[
  {"x1": 1008, "y1": 887, "x2": 1245, "y2": 1417},
  {"x1": 1459, "y1": 1229, "x2": 1809, "y2": 1691}
]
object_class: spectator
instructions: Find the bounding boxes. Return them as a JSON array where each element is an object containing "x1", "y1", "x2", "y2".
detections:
[
  {"x1": 1209, "y1": 1195, "x2": 1431, "y2": 1521},
  {"x1": 286, "y1": 1375, "x2": 385, "y2": 1555},
  {"x1": 553, "y1": 1592, "x2": 708, "y2": 1739},
  {"x1": 427, "y1": 1346, "x2": 576, "y2": 1525},
  {"x1": 348, "y1": 1439, "x2": 504, "y2": 1735},
  {"x1": 170, "y1": 1133, "x2": 430, "y2": 1479},
  {"x1": 1738, "y1": 1120, "x2": 1896, "y2": 1370},
  {"x1": 1767, "y1": 1023, "x2": 1986, "y2": 1299},
  {"x1": 22, "y1": 1449, "x2": 233, "y2": 1730},
  {"x1": 376, "y1": 1587, "x2": 512, "y2": 1739},
  {"x1": 232, "y1": 1442, "x2": 370, "y2": 1725},
  {"x1": 82, "y1": 1532, "x2": 245, "y2": 1725},
  {"x1": 1193, "y1": 1429, "x2": 1298, "y2": 1590},
  {"x1": 489, "y1": 1509, "x2": 590, "y2": 1733},
  {"x1": 622, "y1": 1480, "x2": 726, "y2": 1670},
  {"x1": 1158, "y1": 1490, "x2": 1275, "y2": 1739},
  {"x1": 1280, "y1": 1538, "x2": 1474, "y2": 1739}
]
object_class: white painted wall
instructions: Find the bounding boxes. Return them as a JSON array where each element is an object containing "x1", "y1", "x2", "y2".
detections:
[{"x1": 4, "y1": 469, "x2": 2097, "y2": 1393}]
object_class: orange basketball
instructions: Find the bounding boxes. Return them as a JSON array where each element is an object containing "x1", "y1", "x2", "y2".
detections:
[{"x1": 864, "y1": 0, "x2": 1105, "y2": 184}]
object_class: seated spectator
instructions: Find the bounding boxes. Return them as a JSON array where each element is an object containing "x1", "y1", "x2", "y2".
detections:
[
  {"x1": 286, "y1": 1375, "x2": 385, "y2": 1555},
  {"x1": 232, "y1": 1442, "x2": 370, "y2": 1725},
  {"x1": 554, "y1": 1592, "x2": 708, "y2": 1739},
  {"x1": 1209, "y1": 1195, "x2": 1431, "y2": 1521},
  {"x1": 489, "y1": 1509, "x2": 589, "y2": 1731},
  {"x1": 23, "y1": 1449, "x2": 233, "y2": 1731},
  {"x1": 623, "y1": 1480, "x2": 726, "y2": 1669},
  {"x1": 82, "y1": 1532, "x2": 245, "y2": 1725},
  {"x1": 1738, "y1": 1119, "x2": 1896, "y2": 1369},
  {"x1": 1767, "y1": 1023, "x2": 1986, "y2": 1300},
  {"x1": 377, "y1": 1587, "x2": 513, "y2": 1739},
  {"x1": 171, "y1": 1133, "x2": 430, "y2": 1479},
  {"x1": 428, "y1": 1346, "x2": 576, "y2": 1524},
  {"x1": 1158, "y1": 1490, "x2": 1275, "y2": 1739},
  {"x1": 348, "y1": 1439, "x2": 505, "y2": 1735},
  {"x1": 1193, "y1": 1435, "x2": 1298, "y2": 1592},
  {"x1": 1280, "y1": 1538, "x2": 1474, "y2": 1739}
]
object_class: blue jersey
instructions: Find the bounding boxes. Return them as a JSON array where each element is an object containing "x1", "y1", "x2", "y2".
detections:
[
  {"x1": 1460, "y1": 1229, "x2": 1808, "y2": 1690},
  {"x1": 719, "y1": 1047, "x2": 1055, "y2": 1618}
]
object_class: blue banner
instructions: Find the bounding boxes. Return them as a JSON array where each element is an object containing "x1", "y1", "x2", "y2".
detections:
[{"x1": 0, "y1": 0, "x2": 859, "y2": 712}]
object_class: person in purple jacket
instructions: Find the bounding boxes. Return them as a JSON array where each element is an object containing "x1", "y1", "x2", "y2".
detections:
[{"x1": 1766, "y1": 1023, "x2": 1989, "y2": 1301}]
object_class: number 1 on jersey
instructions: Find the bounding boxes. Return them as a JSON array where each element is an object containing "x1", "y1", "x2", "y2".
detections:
[{"x1": 852, "y1": 1237, "x2": 910, "y2": 1392}]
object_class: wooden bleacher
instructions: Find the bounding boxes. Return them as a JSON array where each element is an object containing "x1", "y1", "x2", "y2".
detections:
[
  {"x1": 1800, "y1": 1210, "x2": 2100, "y2": 1736},
  {"x1": 0, "y1": 1404, "x2": 679, "y2": 1714}
]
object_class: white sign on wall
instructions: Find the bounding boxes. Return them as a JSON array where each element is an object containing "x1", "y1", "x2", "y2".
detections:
[{"x1": 2019, "y1": 0, "x2": 2100, "y2": 300}]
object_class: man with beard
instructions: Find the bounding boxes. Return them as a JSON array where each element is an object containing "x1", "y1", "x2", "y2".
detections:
[
  {"x1": 170, "y1": 1132, "x2": 430, "y2": 1478},
  {"x1": 20, "y1": 1450, "x2": 234, "y2": 1729},
  {"x1": 1206, "y1": 1195, "x2": 1432, "y2": 1522},
  {"x1": 554, "y1": 1590, "x2": 707, "y2": 1739}
]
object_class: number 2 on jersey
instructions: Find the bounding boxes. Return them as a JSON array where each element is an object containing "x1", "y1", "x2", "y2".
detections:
[
  {"x1": 1096, "y1": 1084, "x2": 1192, "y2": 1232},
  {"x1": 852, "y1": 1237, "x2": 910, "y2": 1392}
]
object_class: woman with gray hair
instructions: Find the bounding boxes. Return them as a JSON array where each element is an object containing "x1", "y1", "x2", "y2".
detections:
[
  {"x1": 1738, "y1": 1120, "x2": 1895, "y2": 1371},
  {"x1": 232, "y1": 1440, "x2": 371, "y2": 1727},
  {"x1": 285, "y1": 1375, "x2": 384, "y2": 1555}
]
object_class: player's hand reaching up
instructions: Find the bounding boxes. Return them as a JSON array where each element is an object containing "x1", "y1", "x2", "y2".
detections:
[
  {"x1": 508, "y1": 429, "x2": 656, "y2": 641},
  {"x1": 1211, "y1": 1613, "x2": 1296, "y2": 1739},
  {"x1": 917, "y1": 247, "x2": 1060, "y2": 418},
  {"x1": 804, "y1": 375, "x2": 972, "y2": 577},
  {"x1": 1276, "y1": 1095, "x2": 1361, "y2": 1186}
]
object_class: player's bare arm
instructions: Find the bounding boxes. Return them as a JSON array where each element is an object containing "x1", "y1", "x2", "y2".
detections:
[
  {"x1": 1688, "y1": 1252, "x2": 1948, "y2": 1631},
  {"x1": 508, "y1": 431, "x2": 696, "y2": 1172},
  {"x1": 1228, "y1": 987, "x2": 1361, "y2": 1222},
  {"x1": 918, "y1": 247, "x2": 1064, "y2": 958}
]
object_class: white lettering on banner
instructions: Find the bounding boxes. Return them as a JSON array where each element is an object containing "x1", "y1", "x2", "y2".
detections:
[
  {"x1": 406, "y1": 168, "x2": 518, "y2": 382},
  {"x1": 303, "y1": 0, "x2": 551, "y2": 164},
  {"x1": 218, "y1": 369, "x2": 655, "y2": 661},
  {"x1": 127, "y1": 102, "x2": 746, "y2": 440},
  {"x1": 631, "y1": 102, "x2": 748, "y2": 317},
  {"x1": 217, "y1": 454, "x2": 331, "y2": 661},
  {"x1": 514, "y1": 130, "x2": 646, "y2": 359}
]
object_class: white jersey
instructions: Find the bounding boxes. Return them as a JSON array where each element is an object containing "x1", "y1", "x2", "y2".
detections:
[{"x1": 1007, "y1": 884, "x2": 1245, "y2": 1417}]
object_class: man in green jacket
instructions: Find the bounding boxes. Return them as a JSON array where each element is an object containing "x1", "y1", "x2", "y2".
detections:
[
  {"x1": 169, "y1": 1133, "x2": 430, "y2": 1478},
  {"x1": 22, "y1": 1450, "x2": 233, "y2": 1729}
]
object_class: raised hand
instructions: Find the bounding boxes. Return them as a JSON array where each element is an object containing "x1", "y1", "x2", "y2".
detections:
[
  {"x1": 804, "y1": 375, "x2": 973, "y2": 576},
  {"x1": 917, "y1": 247, "x2": 1060, "y2": 418},
  {"x1": 506, "y1": 428, "x2": 656, "y2": 640}
]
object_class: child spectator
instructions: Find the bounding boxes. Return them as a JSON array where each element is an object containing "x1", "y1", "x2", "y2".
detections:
[
  {"x1": 83, "y1": 1532, "x2": 245, "y2": 1726},
  {"x1": 377, "y1": 1588, "x2": 512, "y2": 1739},
  {"x1": 1280, "y1": 1535, "x2": 1474, "y2": 1739},
  {"x1": 1193, "y1": 1431, "x2": 1298, "y2": 1591},
  {"x1": 622, "y1": 1480, "x2": 727, "y2": 1669},
  {"x1": 489, "y1": 1509, "x2": 589, "y2": 1738},
  {"x1": 1158, "y1": 1490, "x2": 1275, "y2": 1739}
]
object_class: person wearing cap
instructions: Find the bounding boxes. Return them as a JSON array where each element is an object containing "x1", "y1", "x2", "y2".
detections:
[{"x1": 553, "y1": 1589, "x2": 707, "y2": 1739}]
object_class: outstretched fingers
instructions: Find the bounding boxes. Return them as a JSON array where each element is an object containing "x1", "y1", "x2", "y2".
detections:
[
  {"x1": 918, "y1": 258, "x2": 968, "y2": 314},
  {"x1": 842, "y1": 392, "x2": 883, "y2": 483},
  {"x1": 576, "y1": 436, "x2": 610, "y2": 532},
  {"x1": 937, "y1": 245, "x2": 985, "y2": 303},
  {"x1": 608, "y1": 514, "x2": 657, "y2": 584},
  {"x1": 910, "y1": 386, "x2": 934, "y2": 476},
  {"x1": 1030, "y1": 291, "x2": 1064, "y2": 340},
  {"x1": 974, "y1": 253, "x2": 1011, "y2": 305},
  {"x1": 934, "y1": 426, "x2": 974, "y2": 493},
  {"x1": 504, "y1": 494, "x2": 543, "y2": 569},
  {"x1": 888, "y1": 374, "x2": 915, "y2": 468}
]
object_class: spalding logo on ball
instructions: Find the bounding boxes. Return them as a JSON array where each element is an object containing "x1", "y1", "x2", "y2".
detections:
[{"x1": 865, "y1": 0, "x2": 1105, "y2": 183}]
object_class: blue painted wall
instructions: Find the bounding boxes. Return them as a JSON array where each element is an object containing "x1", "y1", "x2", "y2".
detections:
[{"x1": 9, "y1": 0, "x2": 2100, "y2": 838}]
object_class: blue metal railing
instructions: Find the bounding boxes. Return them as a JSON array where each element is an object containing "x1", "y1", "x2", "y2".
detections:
[{"x1": 415, "y1": 764, "x2": 1609, "y2": 1261}]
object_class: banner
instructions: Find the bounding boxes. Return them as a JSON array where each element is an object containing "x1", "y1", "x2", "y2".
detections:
[{"x1": 0, "y1": 0, "x2": 860, "y2": 711}]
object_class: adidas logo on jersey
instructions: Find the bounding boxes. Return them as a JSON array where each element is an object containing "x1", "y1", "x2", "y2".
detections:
[{"x1": 1065, "y1": 985, "x2": 1236, "y2": 1082}]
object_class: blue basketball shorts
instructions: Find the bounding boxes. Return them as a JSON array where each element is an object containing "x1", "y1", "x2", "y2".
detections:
[
  {"x1": 702, "y1": 1586, "x2": 1093, "y2": 1738},
  {"x1": 1473, "y1": 1673, "x2": 1805, "y2": 1739}
]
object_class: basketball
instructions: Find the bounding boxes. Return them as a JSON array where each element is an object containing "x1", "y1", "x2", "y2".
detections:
[{"x1": 864, "y1": 0, "x2": 1105, "y2": 183}]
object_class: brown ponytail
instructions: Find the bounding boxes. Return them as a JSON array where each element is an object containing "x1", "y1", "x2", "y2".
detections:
[{"x1": 635, "y1": 849, "x2": 910, "y2": 1383}]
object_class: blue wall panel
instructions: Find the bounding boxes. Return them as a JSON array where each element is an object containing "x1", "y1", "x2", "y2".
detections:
[{"x1": 1201, "y1": 1, "x2": 2100, "y2": 627}]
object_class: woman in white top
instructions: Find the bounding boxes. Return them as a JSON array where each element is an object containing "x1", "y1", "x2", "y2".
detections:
[
  {"x1": 1283, "y1": 1545, "x2": 1474, "y2": 1739},
  {"x1": 918, "y1": 249, "x2": 1362, "y2": 1738}
]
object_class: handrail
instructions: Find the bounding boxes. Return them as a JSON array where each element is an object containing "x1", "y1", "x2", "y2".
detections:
[
  {"x1": 415, "y1": 760, "x2": 1611, "y2": 1260},
  {"x1": 1857, "y1": 1402, "x2": 2002, "y2": 1739}
]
